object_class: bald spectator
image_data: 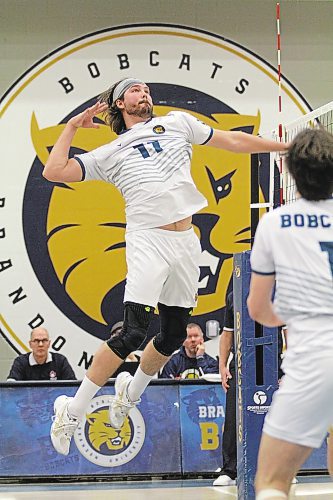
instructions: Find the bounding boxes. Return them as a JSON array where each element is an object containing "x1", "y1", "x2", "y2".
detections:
[{"x1": 7, "y1": 327, "x2": 76, "y2": 381}]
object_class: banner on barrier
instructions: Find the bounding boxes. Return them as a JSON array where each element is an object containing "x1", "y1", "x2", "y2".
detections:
[
  {"x1": 0, "y1": 385, "x2": 181, "y2": 476},
  {"x1": 180, "y1": 384, "x2": 226, "y2": 472},
  {"x1": 0, "y1": 381, "x2": 326, "y2": 478}
]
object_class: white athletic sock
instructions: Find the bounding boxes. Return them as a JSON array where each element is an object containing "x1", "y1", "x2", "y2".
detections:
[
  {"x1": 68, "y1": 376, "x2": 101, "y2": 419},
  {"x1": 256, "y1": 489, "x2": 287, "y2": 499},
  {"x1": 127, "y1": 366, "x2": 154, "y2": 402}
]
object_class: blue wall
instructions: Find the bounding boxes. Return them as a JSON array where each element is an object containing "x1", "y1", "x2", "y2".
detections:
[{"x1": 0, "y1": 381, "x2": 326, "y2": 478}]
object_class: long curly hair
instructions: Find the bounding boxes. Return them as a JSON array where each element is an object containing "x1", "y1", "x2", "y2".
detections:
[
  {"x1": 286, "y1": 128, "x2": 333, "y2": 200},
  {"x1": 99, "y1": 80, "x2": 126, "y2": 135}
]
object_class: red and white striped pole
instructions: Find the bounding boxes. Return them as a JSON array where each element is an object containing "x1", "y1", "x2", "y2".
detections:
[{"x1": 276, "y1": 2, "x2": 284, "y2": 205}]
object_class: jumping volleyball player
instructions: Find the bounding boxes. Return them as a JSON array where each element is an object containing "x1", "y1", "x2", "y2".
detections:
[
  {"x1": 248, "y1": 128, "x2": 333, "y2": 499},
  {"x1": 44, "y1": 77, "x2": 288, "y2": 455}
]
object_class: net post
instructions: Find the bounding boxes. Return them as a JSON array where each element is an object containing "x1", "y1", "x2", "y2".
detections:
[{"x1": 233, "y1": 251, "x2": 279, "y2": 500}]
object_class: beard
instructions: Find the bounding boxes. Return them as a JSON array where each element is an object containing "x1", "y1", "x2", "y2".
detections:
[{"x1": 125, "y1": 101, "x2": 153, "y2": 119}]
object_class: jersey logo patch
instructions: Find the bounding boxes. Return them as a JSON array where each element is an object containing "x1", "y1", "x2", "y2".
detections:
[{"x1": 153, "y1": 125, "x2": 165, "y2": 134}]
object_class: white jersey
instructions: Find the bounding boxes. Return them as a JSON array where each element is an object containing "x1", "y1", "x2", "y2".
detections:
[
  {"x1": 251, "y1": 197, "x2": 333, "y2": 352},
  {"x1": 75, "y1": 111, "x2": 213, "y2": 231}
]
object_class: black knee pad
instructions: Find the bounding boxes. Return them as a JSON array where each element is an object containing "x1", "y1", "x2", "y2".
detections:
[
  {"x1": 107, "y1": 302, "x2": 154, "y2": 359},
  {"x1": 153, "y1": 303, "x2": 193, "y2": 357}
]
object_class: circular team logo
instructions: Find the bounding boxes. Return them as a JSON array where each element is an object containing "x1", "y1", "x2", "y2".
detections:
[
  {"x1": 153, "y1": 125, "x2": 165, "y2": 134},
  {"x1": 181, "y1": 368, "x2": 200, "y2": 380},
  {"x1": 253, "y1": 391, "x2": 267, "y2": 405},
  {"x1": 74, "y1": 395, "x2": 145, "y2": 466},
  {"x1": 0, "y1": 24, "x2": 311, "y2": 377}
]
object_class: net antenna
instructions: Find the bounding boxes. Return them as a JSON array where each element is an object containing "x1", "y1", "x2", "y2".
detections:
[
  {"x1": 271, "y1": 101, "x2": 333, "y2": 207},
  {"x1": 250, "y1": 2, "x2": 284, "y2": 234},
  {"x1": 276, "y1": 2, "x2": 284, "y2": 207}
]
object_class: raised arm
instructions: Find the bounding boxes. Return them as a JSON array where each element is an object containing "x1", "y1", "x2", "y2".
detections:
[
  {"x1": 42, "y1": 101, "x2": 108, "y2": 182},
  {"x1": 207, "y1": 129, "x2": 289, "y2": 154}
]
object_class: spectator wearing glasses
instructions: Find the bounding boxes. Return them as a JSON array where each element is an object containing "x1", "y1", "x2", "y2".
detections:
[{"x1": 7, "y1": 327, "x2": 76, "y2": 381}]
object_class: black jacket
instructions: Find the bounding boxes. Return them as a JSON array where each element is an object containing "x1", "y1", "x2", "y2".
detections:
[{"x1": 7, "y1": 352, "x2": 76, "y2": 381}]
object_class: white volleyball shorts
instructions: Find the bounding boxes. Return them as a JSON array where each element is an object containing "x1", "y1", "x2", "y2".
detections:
[
  {"x1": 124, "y1": 227, "x2": 202, "y2": 308},
  {"x1": 263, "y1": 349, "x2": 333, "y2": 448}
]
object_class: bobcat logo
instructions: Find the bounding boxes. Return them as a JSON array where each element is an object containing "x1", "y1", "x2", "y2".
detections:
[
  {"x1": 87, "y1": 409, "x2": 131, "y2": 451},
  {"x1": 74, "y1": 395, "x2": 145, "y2": 466},
  {"x1": 28, "y1": 99, "x2": 263, "y2": 331},
  {"x1": 182, "y1": 387, "x2": 221, "y2": 424},
  {"x1": 0, "y1": 25, "x2": 310, "y2": 376},
  {"x1": 153, "y1": 125, "x2": 165, "y2": 134},
  {"x1": 17, "y1": 392, "x2": 54, "y2": 426}
]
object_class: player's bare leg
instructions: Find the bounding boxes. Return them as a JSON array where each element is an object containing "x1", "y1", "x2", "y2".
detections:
[
  {"x1": 51, "y1": 343, "x2": 123, "y2": 454},
  {"x1": 109, "y1": 340, "x2": 170, "y2": 428},
  {"x1": 255, "y1": 434, "x2": 313, "y2": 499},
  {"x1": 138, "y1": 339, "x2": 170, "y2": 375},
  {"x1": 86, "y1": 343, "x2": 124, "y2": 385}
]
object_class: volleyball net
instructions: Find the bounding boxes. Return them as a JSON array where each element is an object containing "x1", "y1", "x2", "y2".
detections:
[{"x1": 270, "y1": 100, "x2": 333, "y2": 208}]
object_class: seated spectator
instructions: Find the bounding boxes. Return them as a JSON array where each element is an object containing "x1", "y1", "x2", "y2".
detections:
[
  {"x1": 7, "y1": 327, "x2": 76, "y2": 381},
  {"x1": 159, "y1": 322, "x2": 219, "y2": 379}
]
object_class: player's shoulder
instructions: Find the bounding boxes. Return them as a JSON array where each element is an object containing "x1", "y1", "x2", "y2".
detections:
[
  {"x1": 260, "y1": 199, "x2": 305, "y2": 221},
  {"x1": 165, "y1": 110, "x2": 193, "y2": 123},
  {"x1": 166, "y1": 110, "x2": 187, "y2": 118},
  {"x1": 87, "y1": 135, "x2": 122, "y2": 160},
  {"x1": 257, "y1": 199, "x2": 320, "y2": 233},
  {"x1": 266, "y1": 198, "x2": 331, "y2": 219},
  {"x1": 258, "y1": 207, "x2": 280, "y2": 226}
]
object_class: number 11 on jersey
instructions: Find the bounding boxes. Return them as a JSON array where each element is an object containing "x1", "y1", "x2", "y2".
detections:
[{"x1": 133, "y1": 141, "x2": 163, "y2": 159}]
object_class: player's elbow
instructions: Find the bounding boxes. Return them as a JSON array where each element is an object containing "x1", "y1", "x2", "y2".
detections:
[
  {"x1": 42, "y1": 163, "x2": 58, "y2": 182},
  {"x1": 247, "y1": 295, "x2": 261, "y2": 322},
  {"x1": 43, "y1": 162, "x2": 66, "y2": 182}
]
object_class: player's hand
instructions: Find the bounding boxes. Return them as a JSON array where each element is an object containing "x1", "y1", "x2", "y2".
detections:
[
  {"x1": 68, "y1": 101, "x2": 108, "y2": 129},
  {"x1": 196, "y1": 342, "x2": 205, "y2": 357},
  {"x1": 221, "y1": 366, "x2": 232, "y2": 392}
]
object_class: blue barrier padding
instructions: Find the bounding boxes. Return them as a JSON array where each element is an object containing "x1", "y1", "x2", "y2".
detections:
[
  {"x1": 0, "y1": 372, "x2": 327, "y2": 479},
  {"x1": 180, "y1": 384, "x2": 225, "y2": 472},
  {"x1": 0, "y1": 384, "x2": 181, "y2": 476}
]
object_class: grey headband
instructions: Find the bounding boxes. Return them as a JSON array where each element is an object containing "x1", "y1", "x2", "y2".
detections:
[{"x1": 112, "y1": 78, "x2": 145, "y2": 103}]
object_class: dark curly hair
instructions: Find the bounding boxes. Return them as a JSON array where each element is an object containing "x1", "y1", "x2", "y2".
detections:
[
  {"x1": 98, "y1": 80, "x2": 126, "y2": 135},
  {"x1": 286, "y1": 128, "x2": 333, "y2": 201}
]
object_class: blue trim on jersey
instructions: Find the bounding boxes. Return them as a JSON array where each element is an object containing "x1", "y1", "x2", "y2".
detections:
[
  {"x1": 252, "y1": 269, "x2": 276, "y2": 276},
  {"x1": 74, "y1": 156, "x2": 86, "y2": 181},
  {"x1": 201, "y1": 127, "x2": 213, "y2": 145}
]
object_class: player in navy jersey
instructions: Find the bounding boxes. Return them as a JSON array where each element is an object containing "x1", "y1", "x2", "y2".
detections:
[
  {"x1": 43, "y1": 77, "x2": 288, "y2": 455},
  {"x1": 248, "y1": 128, "x2": 333, "y2": 499}
]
